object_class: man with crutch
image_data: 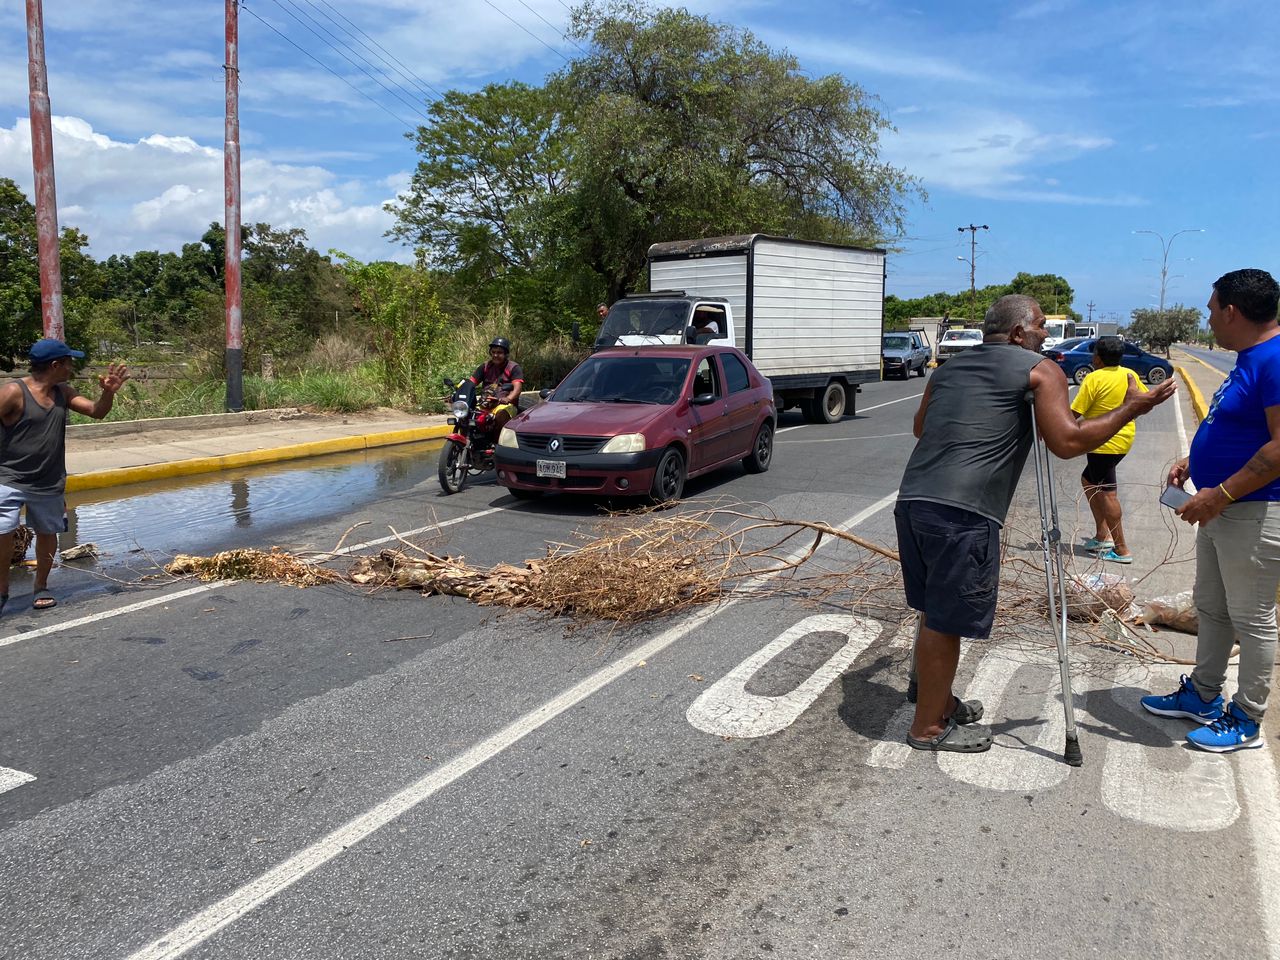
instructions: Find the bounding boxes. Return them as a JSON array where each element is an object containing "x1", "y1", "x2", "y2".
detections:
[{"x1": 895, "y1": 295, "x2": 1176, "y2": 753}]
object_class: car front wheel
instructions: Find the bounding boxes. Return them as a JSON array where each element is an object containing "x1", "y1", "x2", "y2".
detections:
[
  {"x1": 649, "y1": 447, "x2": 686, "y2": 503},
  {"x1": 743, "y1": 420, "x2": 774, "y2": 474},
  {"x1": 1147, "y1": 366, "x2": 1168, "y2": 384}
]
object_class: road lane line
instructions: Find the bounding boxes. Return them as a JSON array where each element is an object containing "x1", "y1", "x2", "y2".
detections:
[
  {"x1": 0, "y1": 507, "x2": 506, "y2": 651},
  {"x1": 127, "y1": 491, "x2": 900, "y2": 960},
  {"x1": 1236, "y1": 745, "x2": 1280, "y2": 959},
  {"x1": 779, "y1": 432, "x2": 912, "y2": 445},
  {"x1": 776, "y1": 391, "x2": 924, "y2": 434},
  {"x1": 0, "y1": 765, "x2": 36, "y2": 795}
]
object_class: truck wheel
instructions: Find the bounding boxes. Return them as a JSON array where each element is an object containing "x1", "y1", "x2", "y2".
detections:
[
  {"x1": 742, "y1": 420, "x2": 774, "y2": 474},
  {"x1": 648, "y1": 447, "x2": 686, "y2": 503},
  {"x1": 803, "y1": 382, "x2": 847, "y2": 424},
  {"x1": 916, "y1": 361, "x2": 927, "y2": 377}
]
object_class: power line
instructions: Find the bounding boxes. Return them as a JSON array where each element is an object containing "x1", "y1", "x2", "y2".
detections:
[
  {"x1": 510, "y1": 0, "x2": 589, "y2": 56},
  {"x1": 479, "y1": 0, "x2": 572, "y2": 64},
  {"x1": 305, "y1": 0, "x2": 447, "y2": 103},
  {"x1": 265, "y1": 0, "x2": 432, "y2": 122},
  {"x1": 239, "y1": 3, "x2": 418, "y2": 129}
]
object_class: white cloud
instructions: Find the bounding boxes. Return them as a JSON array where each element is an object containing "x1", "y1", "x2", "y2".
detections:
[
  {"x1": 884, "y1": 110, "x2": 1135, "y2": 204},
  {"x1": 0, "y1": 116, "x2": 406, "y2": 261}
]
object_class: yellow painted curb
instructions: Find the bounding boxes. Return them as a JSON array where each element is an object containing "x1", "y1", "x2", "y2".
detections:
[
  {"x1": 66, "y1": 425, "x2": 452, "y2": 493},
  {"x1": 1174, "y1": 366, "x2": 1209, "y2": 423}
]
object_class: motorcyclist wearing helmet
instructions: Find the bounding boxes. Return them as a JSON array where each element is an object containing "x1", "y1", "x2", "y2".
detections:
[{"x1": 468, "y1": 337, "x2": 524, "y2": 434}]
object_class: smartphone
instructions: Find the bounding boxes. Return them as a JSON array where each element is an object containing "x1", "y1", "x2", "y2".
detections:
[{"x1": 1159, "y1": 484, "x2": 1193, "y2": 509}]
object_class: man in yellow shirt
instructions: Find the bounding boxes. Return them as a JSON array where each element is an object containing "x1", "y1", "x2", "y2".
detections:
[{"x1": 1070, "y1": 336, "x2": 1147, "y2": 563}]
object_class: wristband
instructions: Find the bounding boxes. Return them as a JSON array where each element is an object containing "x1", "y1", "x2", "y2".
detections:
[{"x1": 1218, "y1": 483, "x2": 1236, "y2": 503}]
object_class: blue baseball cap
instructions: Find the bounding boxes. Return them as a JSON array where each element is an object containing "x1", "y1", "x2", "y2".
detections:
[{"x1": 29, "y1": 339, "x2": 86, "y2": 363}]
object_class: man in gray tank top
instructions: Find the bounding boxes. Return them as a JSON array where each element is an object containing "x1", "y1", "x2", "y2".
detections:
[
  {"x1": 0, "y1": 339, "x2": 129, "y2": 613},
  {"x1": 896, "y1": 295, "x2": 1175, "y2": 753}
]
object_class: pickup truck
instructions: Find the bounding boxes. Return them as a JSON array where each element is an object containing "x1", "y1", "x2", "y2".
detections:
[
  {"x1": 595, "y1": 235, "x2": 886, "y2": 423},
  {"x1": 881, "y1": 330, "x2": 930, "y2": 378},
  {"x1": 935, "y1": 327, "x2": 983, "y2": 363}
]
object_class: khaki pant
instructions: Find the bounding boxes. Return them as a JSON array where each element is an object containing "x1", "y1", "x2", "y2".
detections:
[{"x1": 1190, "y1": 500, "x2": 1280, "y2": 721}]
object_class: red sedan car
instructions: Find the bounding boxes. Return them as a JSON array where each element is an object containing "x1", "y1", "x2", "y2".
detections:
[{"x1": 495, "y1": 345, "x2": 777, "y2": 502}]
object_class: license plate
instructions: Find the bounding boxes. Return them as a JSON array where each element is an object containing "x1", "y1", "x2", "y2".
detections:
[{"x1": 536, "y1": 459, "x2": 566, "y2": 479}]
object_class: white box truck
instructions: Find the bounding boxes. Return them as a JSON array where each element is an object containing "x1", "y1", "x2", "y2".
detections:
[{"x1": 594, "y1": 235, "x2": 886, "y2": 423}]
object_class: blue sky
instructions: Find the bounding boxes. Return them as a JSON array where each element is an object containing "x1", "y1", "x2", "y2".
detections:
[{"x1": 1, "y1": 0, "x2": 1276, "y2": 323}]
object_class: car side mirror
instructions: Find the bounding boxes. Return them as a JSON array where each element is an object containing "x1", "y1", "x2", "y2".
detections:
[
  {"x1": 539, "y1": 388, "x2": 551, "y2": 400},
  {"x1": 691, "y1": 392, "x2": 717, "y2": 406},
  {"x1": 685, "y1": 325, "x2": 698, "y2": 344}
]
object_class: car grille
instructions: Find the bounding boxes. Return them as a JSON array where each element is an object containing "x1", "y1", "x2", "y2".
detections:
[{"x1": 516, "y1": 433, "x2": 608, "y2": 454}]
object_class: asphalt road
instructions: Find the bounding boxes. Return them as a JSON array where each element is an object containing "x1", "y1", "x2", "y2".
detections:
[{"x1": 1, "y1": 371, "x2": 1277, "y2": 960}]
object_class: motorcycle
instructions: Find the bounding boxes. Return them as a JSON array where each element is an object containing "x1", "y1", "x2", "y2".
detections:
[{"x1": 437, "y1": 376, "x2": 509, "y2": 494}]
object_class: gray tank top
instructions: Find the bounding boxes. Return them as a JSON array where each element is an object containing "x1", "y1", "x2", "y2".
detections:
[
  {"x1": 898, "y1": 342, "x2": 1046, "y2": 525},
  {"x1": 0, "y1": 380, "x2": 69, "y2": 496}
]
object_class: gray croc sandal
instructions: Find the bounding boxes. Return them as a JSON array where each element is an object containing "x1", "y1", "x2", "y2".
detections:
[
  {"x1": 948, "y1": 696, "x2": 984, "y2": 725},
  {"x1": 906, "y1": 719, "x2": 993, "y2": 753}
]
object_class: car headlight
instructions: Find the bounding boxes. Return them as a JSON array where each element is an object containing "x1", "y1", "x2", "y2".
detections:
[
  {"x1": 451, "y1": 398, "x2": 470, "y2": 418},
  {"x1": 497, "y1": 427, "x2": 518, "y2": 448},
  {"x1": 600, "y1": 433, "x2": 646, "y2": 454}
]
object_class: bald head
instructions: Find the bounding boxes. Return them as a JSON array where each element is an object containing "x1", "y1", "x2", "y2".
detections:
[{"x1": 983, "y1": 295, "x2": 1042, "y2": 337}]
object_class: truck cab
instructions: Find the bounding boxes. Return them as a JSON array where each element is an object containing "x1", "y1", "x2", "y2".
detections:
[
  {"x1": 881, "y1": 329, "x2": 930, "y2": 378},
  {"x1": 594, "y1": 292, "x2": 734, "y2": 350}
]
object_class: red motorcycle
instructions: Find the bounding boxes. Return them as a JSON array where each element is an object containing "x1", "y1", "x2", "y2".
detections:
[{"x1": 437, "y1": 377, "x2": 508, "y2": 494}]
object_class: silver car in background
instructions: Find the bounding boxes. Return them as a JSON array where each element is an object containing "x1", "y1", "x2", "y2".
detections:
[{"x1": 935, "y1": 328, "x2": 983, "y2": 363}]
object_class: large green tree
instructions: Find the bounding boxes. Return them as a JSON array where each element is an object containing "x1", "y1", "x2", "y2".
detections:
[
  {"x1": 389, "y1": 1, "x2": 919, "y2": 317},
  {"x1": 1126, "y1": 304, "x2": 1202, "y2": 357}
]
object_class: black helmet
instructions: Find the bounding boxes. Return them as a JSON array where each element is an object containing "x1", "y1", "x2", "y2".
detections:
[{"x1": 490, "y1": 337, "x2": 511, "y2": 353}]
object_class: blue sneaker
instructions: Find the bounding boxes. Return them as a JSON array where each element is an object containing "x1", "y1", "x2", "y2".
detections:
[
  {"x1": 1186, "y1": 702, "x2": 1262, "y2": 753},
  {"x1": 1140, "y1": 674, "x2": 1225, "y2": 724}
]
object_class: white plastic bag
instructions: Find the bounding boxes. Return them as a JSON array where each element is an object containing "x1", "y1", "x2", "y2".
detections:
[
  {"x1": 1141, "y1": 590, "x2": 1198, "y2": 633},
  {"x1": 1066, "y1": 572, "x2": 1135, "y2": 621}
]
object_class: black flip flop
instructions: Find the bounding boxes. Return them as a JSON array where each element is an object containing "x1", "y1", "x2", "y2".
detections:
[
  {"x1": 32, "y1": 589, "x2": 57, "y2": 611},
  {"x1": 906, "y1": 718, "x2": 993, "y2": 753}
]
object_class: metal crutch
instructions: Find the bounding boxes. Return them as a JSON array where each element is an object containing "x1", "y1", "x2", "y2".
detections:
[{"x1": 1028, "y1": 396, "x2": 1084, "y2": 767}]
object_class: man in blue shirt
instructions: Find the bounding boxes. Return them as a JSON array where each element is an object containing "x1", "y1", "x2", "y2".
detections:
[{"x1": 1141, "y1": 268, "x2": 1280, "y2": 752}]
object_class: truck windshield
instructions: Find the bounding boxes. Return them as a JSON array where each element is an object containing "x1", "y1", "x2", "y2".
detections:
[
  {"x1": 597, "y1": 300, "x2": 688, "y2": 343},
  {"x1": 555, "y1": 356, "x2": 692, "y2": 405},
  {"x1": 942, "y1": 330, "x2": 982, "y2": 342},
  {"x1": 882, "y1": 335, "x2": 911, "y2": 350}
]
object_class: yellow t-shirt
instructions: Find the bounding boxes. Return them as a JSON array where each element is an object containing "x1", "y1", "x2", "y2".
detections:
[{"x1": 1070, "y1": 365, "x2": 1147, "y2": 455}]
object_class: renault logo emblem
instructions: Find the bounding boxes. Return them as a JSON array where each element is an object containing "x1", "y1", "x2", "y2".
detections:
[{"x1": 548, "y1": 437, "x2": 562, "y2": 453}]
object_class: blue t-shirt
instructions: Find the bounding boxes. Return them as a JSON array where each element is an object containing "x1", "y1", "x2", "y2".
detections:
[{"x1": 1188, "y1": 334, "x2": 1280, "y2": 501}]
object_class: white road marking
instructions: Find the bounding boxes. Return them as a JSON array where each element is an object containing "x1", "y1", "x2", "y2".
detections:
[
  {"x1": 0, "y1": 765, "x2": 36, "y2": 795},
  {"x1": 1236, "y1": 745, "x2": 1280, "y2": 960},
  {"x1": 1101, "y1": 665, "x2": 1239, "y2": 832},
  {"x1": 0, "y1": 507, "x2": 506, "y2": 651},
  {"x1": 779, "y1": 433, "x2": 913, "y2": 445},
  {"x1": 127, "y1": 492, "x2": 901, "y2": 960},
  {"x1": 775, "y1": 390, "x2": 924, "y2": 434},
  {"x1": 686, "y1": 614, "x2": 879, "y2": 738}
]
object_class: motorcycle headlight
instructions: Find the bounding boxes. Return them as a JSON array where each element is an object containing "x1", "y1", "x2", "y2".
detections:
[
  {"x1": 451, "y1": 398, "x2": 470, "y2": 419},
  {"x1": 600, "y1": 433, "x2": 646, "y2": 454},
  {"x1": 497, "y1": 427, "x2": 519, "y2": 448}
]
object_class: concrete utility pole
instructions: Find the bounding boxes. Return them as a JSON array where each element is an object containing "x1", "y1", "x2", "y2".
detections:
[
  {"x1": 25, "y1": 0, "x2": 65, "y2": 341},
  {"x1": 224, "y1": 0, "x2": 244, "y2": 411},
  {"x1": 1134, "y1": 228, "x2": 1203, "y2": 318},
  {"x1": 1086, "y1": 301, "x2": 1096, "y2": 322},
  {"x1": 956, "y1": 224, "x2": 988, "y2": 323}
]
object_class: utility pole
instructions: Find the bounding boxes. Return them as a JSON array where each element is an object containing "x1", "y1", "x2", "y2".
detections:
[
  {"x1": 957, "y1": 224, "x2": 988, "y2": 323},
  {"x1": 1086, "y1": 301, "x2": 1096, "y2": 322},
  {"x1": 25, "y1": 0, "x2": 64, "y2": 341},
  {"x1": 224, "y1": 0, "x2": 244, "y2": 412}
]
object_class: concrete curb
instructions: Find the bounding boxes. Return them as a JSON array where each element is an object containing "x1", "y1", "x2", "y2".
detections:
[
  {"x1": 65, "y1": 424, "x2": 452, "y2": 493},
  {"x1": 1174, "y1": 365, "x2": 1208, "y2": 423},
  {"x1": 67, "y1": 408, "x2": 307, "y2": 439}
]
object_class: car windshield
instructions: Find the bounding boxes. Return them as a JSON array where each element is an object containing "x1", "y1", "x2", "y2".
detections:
[
  {"x1": 554, "y1": 356, "x2": 693, "y2": 405},
  {"x1": 942, "y1": 330, "x2": 982, "y2": 342},
  {"x1": 597, "y1": 300, "x2": 689, "y2": 341},
  {"x1": 882, "y1": 335, "x2": 911, "y2": 350}
]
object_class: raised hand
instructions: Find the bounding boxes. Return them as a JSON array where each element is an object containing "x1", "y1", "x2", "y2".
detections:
[{"x1": 98, "y1": 363, "x2": 130, "y2": 394}]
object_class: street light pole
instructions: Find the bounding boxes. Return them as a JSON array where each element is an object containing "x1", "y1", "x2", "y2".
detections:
[
  {"x1": 958, "y1": 224, "x2": 988, "y2": 323},
  {"x1": 1134, "y1": 228, "x2": 1203, "y2": 317}
]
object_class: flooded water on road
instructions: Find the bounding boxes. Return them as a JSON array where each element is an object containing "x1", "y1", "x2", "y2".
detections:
[{"x1": 61, "y1": 440, "x2": 448, "y2": 567}]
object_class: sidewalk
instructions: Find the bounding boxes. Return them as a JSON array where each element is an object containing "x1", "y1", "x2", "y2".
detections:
[{"x1": 65, "y1": 407, "x2": 451, "y2": 492}]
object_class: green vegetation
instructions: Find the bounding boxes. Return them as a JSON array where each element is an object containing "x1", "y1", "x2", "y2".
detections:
[
  {"x1": 1124, "y1": 305, "x2": 1202, "y2": 357},
  {"x1": 885, "y1": 272, "x2": 1081, "y2": 329}
]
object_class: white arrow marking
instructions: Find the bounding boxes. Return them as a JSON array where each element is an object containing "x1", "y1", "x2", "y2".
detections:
[{"x1": 0, "y1": 766, "x2": 36, "y2": 795}]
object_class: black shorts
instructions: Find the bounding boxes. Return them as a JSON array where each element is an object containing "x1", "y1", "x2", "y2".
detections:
[
  {"x1": 1082, "y1": 452, "x2": 1125, "y2": 489},
  {"x1": 894, "y1": 499, "x2": 1000, "y2": 639}
]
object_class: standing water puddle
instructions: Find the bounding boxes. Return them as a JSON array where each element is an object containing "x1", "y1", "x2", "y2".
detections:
[{"x1": 60, "y1": 439, "x2": 448, "y2": 569}]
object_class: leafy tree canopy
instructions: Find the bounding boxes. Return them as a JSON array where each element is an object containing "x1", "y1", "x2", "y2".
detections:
[{"x1": 1126, "y1": 304, "x2": 1201, "y2": 357}]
